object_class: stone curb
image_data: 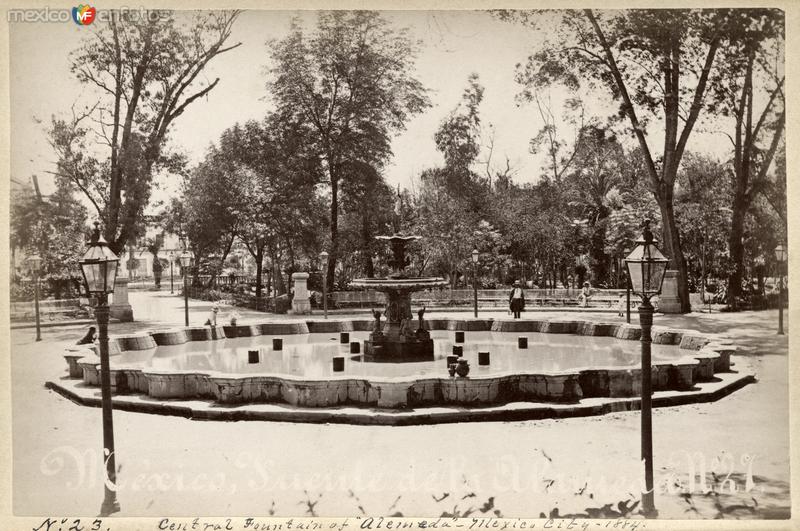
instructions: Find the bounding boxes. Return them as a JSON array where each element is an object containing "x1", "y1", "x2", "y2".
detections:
[
  {"x1": 46, "y1": 370, "x2": 755, "y2": 426},
  {"x1": 63, "y1": 316, "x2": 737, "y2": 409}
]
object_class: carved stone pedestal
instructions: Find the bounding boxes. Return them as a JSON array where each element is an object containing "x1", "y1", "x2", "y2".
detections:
[
  {"x1": 290, "y1": 272, "x2": 311, "y2": 315},
  {"x1": 110, "y1": 277, "x2": 133, "y2": 322}
]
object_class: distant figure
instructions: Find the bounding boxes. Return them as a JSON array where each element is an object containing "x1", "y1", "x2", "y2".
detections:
[
  {"x1": 617, "y1": 293, "x2": 626, "y2": 317},
  {"x1": 76, "y1": 326, "x2": 96, "y2": 345},
  {"x1": 417, "y1": 306, "x2": 426, "y2": 330},
  {"x1": 204, "y1": 305, "x2": 219, "y2": 326},
  {"x1": 508, "y1": 280, "x2": 525, "y2": 319},
  {"x1": 579, "y1": 282, "x2": 592, "y2": 308}
]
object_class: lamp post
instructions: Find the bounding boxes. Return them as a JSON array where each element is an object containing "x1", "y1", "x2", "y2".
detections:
[
  {"x1": 623, "y1": 249, "x2": 632, "y2": 324},
  {"x1": 320, "y1": 251, "x2": 329, "y2": 319},
  {"x1": 624, "y1": 219, "x2": 669, "y2": 518},
  {"x1": 26, "y1": 254, "x2": 43, "y2": 341},
  {"x1": 180, "y1": 250, "x2": 193, "y2": 327},
  {"x1": 775, "y1": 243, "x2": 787, "y2": 335},
  {"x1": 472, "y1": 249, "x2": 479, "y2": 318},
  {"x1": 78, "y1": 221, "x2": 121, "y2": 516},
  {"x1": 168, "y1": 251, "x2": 175, "y2": 294},
  {"x1": 626, "y1": 272, "x2": 632, "y2": 324}
]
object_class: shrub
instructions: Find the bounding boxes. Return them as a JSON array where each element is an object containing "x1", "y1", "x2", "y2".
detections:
[
  {"x1": 10, "y1": 283, "x2": 35, "y2": 302},
  {"x1": 273, "y1": 294, "x2": 291, "y2": 314}
]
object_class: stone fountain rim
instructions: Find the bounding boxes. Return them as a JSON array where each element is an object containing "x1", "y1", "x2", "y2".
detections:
[{"x1": 58, "y1": 316, "x2": 743, "y2": 415}]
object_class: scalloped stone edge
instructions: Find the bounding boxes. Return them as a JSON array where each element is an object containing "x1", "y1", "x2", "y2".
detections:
[{"x1": 61, "y1": 317, "x2": 742, "y2": 410}]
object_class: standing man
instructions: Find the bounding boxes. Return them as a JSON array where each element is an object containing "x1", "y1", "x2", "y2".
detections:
[
  {"x1": 579, "y1": 281, "x2": 593, "y2": 308},
  {"x1": 508, "y1": 280, "x2": 525, "y2": 319}
]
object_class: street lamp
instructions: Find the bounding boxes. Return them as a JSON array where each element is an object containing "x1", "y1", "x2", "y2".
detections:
[
  {"x1": 78, "y1": 221, "x2": 121, "y2": 516},
  {"x1": 624, "y1": 219, "x2": 669, "y2": 518},
  {"x1": 472, "y1": 249, "x2": 479, "y2": 318},
  {"x1": 774, "y1": 243, "x2": 787, "y2": 335},
  {"x1": 180, "y1": 249, "x2": 193, "y2": 327},
  {"x1": 26, "y1": 254, "x2": 43, "y2": 342},
  {"x1": 168, "y1": 251, "x2": 175, "y2": 294},
  {"x1": 320, "y1": 251, "x2": 329, "y2": 319}
]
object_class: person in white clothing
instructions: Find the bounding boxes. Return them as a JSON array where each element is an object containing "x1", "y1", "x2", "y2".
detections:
[
  {"x1": 508, "y1": 280, "x2": 525, "y2": 318},
  {"x1": 579, "y1": 282, "x2": 592, "y2": 308},
  {"x1": 204, "y1": 305, "x2": 219, "y2": 326}
]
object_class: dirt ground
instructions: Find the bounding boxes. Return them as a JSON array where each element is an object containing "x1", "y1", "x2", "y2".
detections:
[{"x1": 8, "y1": 291, "x2": 791, "y2": 519}]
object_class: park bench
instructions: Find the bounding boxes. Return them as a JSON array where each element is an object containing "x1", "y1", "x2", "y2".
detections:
[{"x1": 10, "y1": 298, "x2": 88, "y2": 322}]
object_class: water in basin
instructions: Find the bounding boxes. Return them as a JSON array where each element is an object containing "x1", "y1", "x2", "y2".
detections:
[{"x1": 113, "y1": 331, "x2": 687, "y2": 379}]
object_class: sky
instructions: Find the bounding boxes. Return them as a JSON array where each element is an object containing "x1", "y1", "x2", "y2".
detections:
[{"x1": 9, "y1": 9, "x2": 732, "y2": 206}]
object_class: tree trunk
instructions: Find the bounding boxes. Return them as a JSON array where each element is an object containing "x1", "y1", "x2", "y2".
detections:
[
  {"x1": 655, "y1": 188, "x2": 691, "y2": 312},
  {"x1": 727, "y1": 183, "x2": 748, "y2": 309},
  {"x1": 361, "y1": 209, "x2": 374, "y2": 278},
  {"x1": 254, "y1": 247, "x2": 264, "y2": 299},
  {"x1": 273, "y1": 250, "x2": 286, "y2": 295},
  {"x1": 590, "y1": 207, "x2": 610, "y2": 286},
  {"x1": 327, "y1": 170, "x2": 339, "y2": 290}
]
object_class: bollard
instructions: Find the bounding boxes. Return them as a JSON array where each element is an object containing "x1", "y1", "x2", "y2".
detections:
[
  {"x1": 350, "y1": 341, "x2": 361, "y2": 354},
  {"x1": 455, "y1": 331, "x2": 465, "y2": 343},
  {"x1": 248, "y1": 350, "x2": 259, "y2": 364},
  {"x1": 340, "y1": 332, "x2": 350, "y2": 344},
  {"x1": 478, "y1": 351, "x2": 490, "y2": 365},
  {"x1": 273, "y1": 338, "x2": 283, "y2": 351},
  {"x1": 518, "y1": 336, "x2": 528, "y2": 349},
  {"x1": 332, "y1": 356, "x2": 345, "y2": 372},
  {"x1": 452, "y1": 345, "x2": 463, "y2": 357}
]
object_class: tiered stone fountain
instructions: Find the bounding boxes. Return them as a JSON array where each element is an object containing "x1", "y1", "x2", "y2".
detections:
[{"x1": 350, "y1": 234, "x2": 448, "y2": 361}]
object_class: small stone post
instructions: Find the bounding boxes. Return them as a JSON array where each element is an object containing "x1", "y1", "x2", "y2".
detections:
[{"x1": 291, "y1": 272, "x2": 311, "y2": 315}]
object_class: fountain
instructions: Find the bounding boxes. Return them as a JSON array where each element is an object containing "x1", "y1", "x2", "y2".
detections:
[
  {"x1": 52, "y1": 194, "x2": 752, "y2": 421},
  {"x1": 350, "y1": 192, "x2": 448, "y2": 361},
  {"x1": 351, "y1": 234, "x2": 448, "y2": 361}
]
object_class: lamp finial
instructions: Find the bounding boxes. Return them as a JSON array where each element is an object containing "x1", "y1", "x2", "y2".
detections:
[
  {"x1": 91, "y1": 221, "x2": 101, "y2": 244},
  {"x1": 642, "y1": 219, "x2": 653, "y2": 244}
]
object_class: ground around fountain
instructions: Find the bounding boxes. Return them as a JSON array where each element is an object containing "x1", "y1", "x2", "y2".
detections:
[{"x1": 7, "y1": 290, "x2": 791, "y2": 519}]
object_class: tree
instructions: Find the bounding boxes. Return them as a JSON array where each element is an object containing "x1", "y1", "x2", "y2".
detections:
[
  {"x1": 708, "y1": 9, "x2": 784, "y2": 307},
  {"x1": 10, "y1": 180, "x2": 89, "y2": 289},
  {"x1": 673, "y1": 153, "x2": 732, "y2": 297},
  {"x1": 410, "y1": 74, "x2": 494, "y2": 287},
  {"x1": 169, "y1": 150, "x2": 241, "y2": 287},
  {"x1": 339, "y1": 161, "x2": 395, "y2": 279},
  {"x1": 412, "y1": 169, "x2": 481, "y2": 288},
  {"x1": 203, "y1": 117, "x2": 323, "y2": 299},
  {"x1": 268, "y1": 11, "x2": 431, "y2": 288},
  {"x1": 435, "y1": 73, "x2": 484, "y2": 172},
  {"x1": 499, "y1": 8, "x2": 734, "y2": 312},
  {"x1": 49, "y1": 10, "x2": 241, "y2": 254},
  {"x1": 525, "y1": 92, "x2": 586, "y2": 182},
  {"x1": 562, "y1": 125, "x2": 625, "y2": 285}
]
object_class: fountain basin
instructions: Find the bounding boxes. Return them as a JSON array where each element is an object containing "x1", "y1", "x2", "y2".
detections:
[{"x1": 62, "y1": 318, "x2": 738, "y2": 410}]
